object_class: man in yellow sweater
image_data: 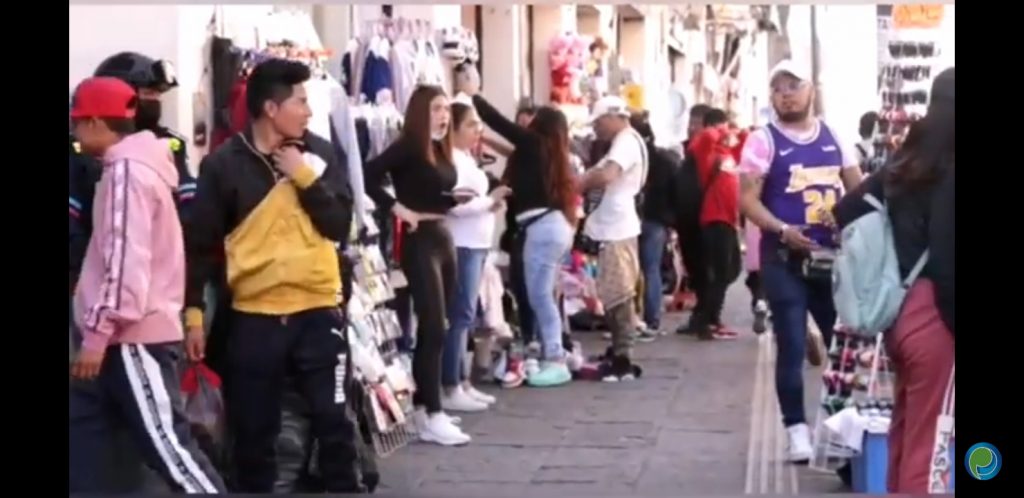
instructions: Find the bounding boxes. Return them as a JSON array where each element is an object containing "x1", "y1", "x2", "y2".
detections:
[{"x1": 183, "y1": 59, "x2": 357, "y2": 492}]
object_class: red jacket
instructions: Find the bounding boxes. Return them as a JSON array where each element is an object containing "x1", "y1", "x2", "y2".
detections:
[{"x1": 689, "y1": 126, "x2": 740, "y2": 228}]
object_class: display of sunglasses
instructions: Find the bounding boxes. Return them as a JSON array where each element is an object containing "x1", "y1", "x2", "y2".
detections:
[
  {"x1": 880, "y1": 64, "x2": 933, "y2": 82},
  {"x1": 882, "y1": 90, "x2": 930, "y2": 106},
  {"x1": 888, "y1": 41, "x2": 937, "y2": 59}
]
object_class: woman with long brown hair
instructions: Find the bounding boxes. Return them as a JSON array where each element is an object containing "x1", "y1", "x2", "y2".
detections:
[
  {"x1": 458, "y1": 84, "x2": 578, "y2": 388},
  {"x1": 835, "y1": 67, "x2": 954, "y2": 493},
  {"x1": 364, "y1": 85, "x2": 472, "y2": 446}
]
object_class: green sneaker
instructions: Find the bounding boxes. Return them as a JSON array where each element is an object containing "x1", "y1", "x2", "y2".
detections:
[{"x1": 527, "y1": 362, "x2": 572, "y2": 387}]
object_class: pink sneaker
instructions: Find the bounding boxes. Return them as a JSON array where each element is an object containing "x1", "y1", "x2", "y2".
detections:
[{"x1": 501, "y1": 358, "x2": 526, "y2": 388}]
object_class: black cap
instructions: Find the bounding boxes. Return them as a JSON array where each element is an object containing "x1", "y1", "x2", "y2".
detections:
[{"x1": 930, "y1": 67, "x2": 954, "y2": 109}]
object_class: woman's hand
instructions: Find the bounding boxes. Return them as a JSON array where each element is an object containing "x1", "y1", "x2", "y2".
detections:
[
  {"x1": 394, "y1": 203, "x2": 445, "y2": 231},
  {"x1": 393, "y1": 203, "x2": 423, "y2": 231},
  {"x1": 489, "y1": 185, "x2": 513, "y2": 202}
]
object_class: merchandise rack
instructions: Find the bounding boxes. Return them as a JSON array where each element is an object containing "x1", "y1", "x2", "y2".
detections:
[
  {"x1": 810, "y1": 329, "x2": 894, "y2": 473},
  {"x1": 343, "y1": 228, "x2": 417, "y2": 458}
]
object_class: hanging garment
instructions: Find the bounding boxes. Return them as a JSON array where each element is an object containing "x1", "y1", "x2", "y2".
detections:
[
  {"x1": 360, "y1": 47, "x2": 394, "y2": 104},
  {"x1": 304, "y1": 77, "x2": 335, "y2": 141},
  {"x1": 419, "y1": 39, "x2": 448, "y2": 89},
  {"x1": 230, "y1": 78, "x2": 249, "y2": 134},
  {"x1": 390, "y1": 38, "x2": 419, "y2": 113},
  {"x1": 328, "y1": 87, "x2": 371, "y2": 229}
]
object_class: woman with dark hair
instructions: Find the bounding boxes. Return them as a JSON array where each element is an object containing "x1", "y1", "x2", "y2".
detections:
[
  {"x1": 364, "y1": 85, "x2": 471, "y2": 446},
  {"x1": 440, "y1": 100, "x2": 510, "y2": 411},
  {"x1": 834, "y1": 68, "x2": 954, "y2": 494},
  {"x1": 459, "y1": 84, "x2": 578, "y2": 388}
]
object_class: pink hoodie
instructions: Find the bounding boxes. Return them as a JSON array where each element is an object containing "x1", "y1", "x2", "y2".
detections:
[{"x1": 74, "y1": 131, "x2": 186, "y2": 352}]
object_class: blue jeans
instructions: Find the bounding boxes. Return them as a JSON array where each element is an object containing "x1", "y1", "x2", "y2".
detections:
[
  {"x1": 639, "y1": 220, "x2": 668, "y2": 329},
  {"x1": 762, "y1": 260, "x2": 837, "y2": 427},
  {"x1": 523, "y1": 211, "x2": 573, "y2": 360},
  {"x1": 442, "y1": 247, "x2": 488, "y2": 387}
]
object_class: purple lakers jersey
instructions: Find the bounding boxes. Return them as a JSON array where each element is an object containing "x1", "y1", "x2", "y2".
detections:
[{"x1": 760, "y1": 122, "x2": 844, "y2": 250}]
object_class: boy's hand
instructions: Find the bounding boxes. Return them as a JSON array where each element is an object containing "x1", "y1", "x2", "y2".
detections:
[
  {"x1": 185, "y1": 327, "x2": 206, "y2": 362},
  {"x1": 71, "y1": 348, "x2": 106, "y2": 380}
]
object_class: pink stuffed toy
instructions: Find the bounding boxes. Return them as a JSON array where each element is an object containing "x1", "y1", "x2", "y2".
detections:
[{"x1": 548, "y1": 34, "x2": 573, "y2": 104}]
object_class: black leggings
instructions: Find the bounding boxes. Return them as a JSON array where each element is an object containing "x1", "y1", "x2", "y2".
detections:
[
  {"x1": 745, "y1": 270, "x2": 765, "y2": 309},
  {"x1": 693, "y1": 222, "x2": 741, "y2": 329},
  {"x1": 400, "y1": 221, "x2": 456, "y2": 414}
]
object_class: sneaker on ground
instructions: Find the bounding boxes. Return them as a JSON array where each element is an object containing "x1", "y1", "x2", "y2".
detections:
[
  {"x1": 602, "y1": 331, "x2": 612, "y2": 341},
  {"x1": 635, "y1": 328, "x2": 658, "y2": 343},
  {"x1": 524, "y1": 358, "x2": 541, "y2": 377},
  {"x1": 786, "y1": 423, "x2": 814, "y2": 463},
  {"x1": 527, "y1": 361, "x2": 572, "y2": 387},
  {"x1": 464, "y1": 384, "x2": 497, "y2": 405},
  {"x1": 501, "y1": 359, "x2": 526, "y2": 389},
  {"x1": 711, "y1": 325, "x2": 740, "y2": 340},
  {"x1": 442, "y1": 386, "x2": 489, "y2": 412},
  {"x1": 752, "y1": 300, "x2": 769, "y2": 335},
  {"x1": 414, "y1": 408, "x2": 461, "y2": 430},
  {"x1": 600, "y1": 355, "x2": 638, "y2": 382},
  {"x1": 420, "y1": 412, "x2": 471, "y2": 446}
]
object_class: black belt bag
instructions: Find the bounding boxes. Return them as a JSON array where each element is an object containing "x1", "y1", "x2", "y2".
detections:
[
  {"x1": 778, "y1": 248, "x2": 836, "y2": 283},
  {"x1": 801, "y1": 250, "x2": 836, "y2": 282}
]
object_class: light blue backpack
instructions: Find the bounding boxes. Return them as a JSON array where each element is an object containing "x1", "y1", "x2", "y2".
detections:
[{"x1": 832, "y1": 194, "x2": 929, "y2": 337}]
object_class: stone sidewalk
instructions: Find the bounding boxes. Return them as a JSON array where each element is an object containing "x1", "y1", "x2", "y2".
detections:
[{"x1": 378, "y1": 283, "x2": 846, "y2": 496}]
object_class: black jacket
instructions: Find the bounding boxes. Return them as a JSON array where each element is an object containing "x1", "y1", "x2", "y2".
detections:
[
  {"x1": 472, "y1": 95, "x2": 560, "y2": 216},
  {"x1": 184, "y1": 129, "x2": 353, "y2": 310},
  {"x1": 68, "y1": 135, "x2": 103, "y2": 288},
  {"x1": 641, "y1": 144, "x2": 680, "y2": 227},
  {"x1": 834, "y1": 168, "x2": 955, "y2": 335}
]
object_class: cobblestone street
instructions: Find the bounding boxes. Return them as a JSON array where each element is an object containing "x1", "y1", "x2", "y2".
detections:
[{"x1": 379, "y1": 281, "x2": 848, "y2": 496}]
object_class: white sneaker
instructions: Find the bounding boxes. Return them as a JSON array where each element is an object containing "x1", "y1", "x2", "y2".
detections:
[
  {"x1": 464, "y1": 384, "x2": 497, "y2": 405},
  {"x1": 414, "y1": 408, "x2": 461, "y2": 430},
  {"x1": 442, "y1": 386, "x2": 489, "y2": 412},
  {"x1": 524, "y1": 358, "x2": 541, "y2": 377},
  {"x1": 419, "y1": 412, "x2": 471, "y2": 446},
  {"x1": 786, "y1": 423, "x2": 814, "y2": 463}
]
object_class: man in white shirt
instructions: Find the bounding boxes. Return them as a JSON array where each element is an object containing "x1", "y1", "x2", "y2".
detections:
[{"x1": 580, "y1": 96, "x2": 649, "y2": 381}]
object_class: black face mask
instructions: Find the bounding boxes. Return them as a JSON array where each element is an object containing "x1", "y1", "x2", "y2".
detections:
[{"x1": 135, "y1": 99, "x2": 162, "y2": 131}]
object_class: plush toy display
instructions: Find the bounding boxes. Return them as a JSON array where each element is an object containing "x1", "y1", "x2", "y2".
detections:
[{"x1": 548, "y1": 32, "x2": 588, "y2": 105}]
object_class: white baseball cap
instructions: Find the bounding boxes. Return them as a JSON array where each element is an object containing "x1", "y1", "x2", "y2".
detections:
[
  {"x1": 769, "y1": 59, "x2": 812, "y2": 84},
  {"x1": 589, "y1": 95, "x2": 631, "y2": 124}
]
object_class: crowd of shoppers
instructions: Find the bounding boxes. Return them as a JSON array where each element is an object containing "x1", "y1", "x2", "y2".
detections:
[{"x1": 69, "y1": 48, "x2": 953, "y2": 495}]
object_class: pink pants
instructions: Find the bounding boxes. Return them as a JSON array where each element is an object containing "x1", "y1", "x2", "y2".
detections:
[
  {"x1": 885, "y1": 279, "x2": 955, "y2": 494},
  {"x1": 744, "y1": 224, "x2": 761, "y2": 272}
]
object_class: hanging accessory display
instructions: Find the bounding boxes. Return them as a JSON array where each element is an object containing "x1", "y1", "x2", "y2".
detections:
[{"x1": 343, "y1": 229, "x2": 416, "y2": 457}]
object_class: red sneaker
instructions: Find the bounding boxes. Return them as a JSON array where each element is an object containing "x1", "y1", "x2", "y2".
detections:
[{"x1": 711, "y1": 325, "x2": 740, "y2": 340}]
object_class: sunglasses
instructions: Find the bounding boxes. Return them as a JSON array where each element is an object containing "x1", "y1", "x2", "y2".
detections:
[
  {"x1": 880, "y1": 65, "x2": 932, "y2": 83},
  {"x1": 882, "y1": 90, "x2": 929, "y2": 106},
  {"x1": 772, "y1": 80, "x2": 809, "y2": 95},
  {"x1": 887, "y1": 41, "x2": 937, "y2": 59}
]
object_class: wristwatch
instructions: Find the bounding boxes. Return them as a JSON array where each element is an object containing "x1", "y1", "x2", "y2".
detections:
[{"x1": 777, "y1": 223, "x2": 791, "y2": 236}]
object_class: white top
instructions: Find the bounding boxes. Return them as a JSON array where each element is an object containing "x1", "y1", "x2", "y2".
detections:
[
  {"x1": 446, "y1": 149, "x2": 497, "y2": 249},
  {"x1": 585, "y1": 127, "x2": 647, "y2": 241},
  {"x1": 584, "y1": 127, "x2": 648, "y2": 242}
]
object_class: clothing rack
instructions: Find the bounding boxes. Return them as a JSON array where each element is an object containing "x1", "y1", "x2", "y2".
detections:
[{"x1": 360, "y1": 17, "x2": 434, "y2": 42}]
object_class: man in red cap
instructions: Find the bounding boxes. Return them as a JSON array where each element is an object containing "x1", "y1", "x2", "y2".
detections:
[{"x1": 68, "y1": 76, "x2": 225, "y2": 494}]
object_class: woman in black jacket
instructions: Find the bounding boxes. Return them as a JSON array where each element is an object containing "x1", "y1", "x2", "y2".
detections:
[
  {"x1": 461, "y1": 87, "x2": 579, "y2": 388},
  {"x1": 834, "y1": 67, "x2": 954, "y2": 494}
]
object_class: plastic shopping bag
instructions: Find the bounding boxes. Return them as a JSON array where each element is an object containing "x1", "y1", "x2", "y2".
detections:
[{"x1": 181, "y1": 363, "x2": 226, "y2": 464}]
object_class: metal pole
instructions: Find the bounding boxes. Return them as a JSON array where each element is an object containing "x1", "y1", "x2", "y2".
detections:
[{"x1": 810, "y1": 5, "x2": 824, "y2": 116}]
